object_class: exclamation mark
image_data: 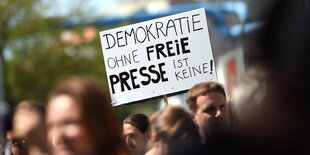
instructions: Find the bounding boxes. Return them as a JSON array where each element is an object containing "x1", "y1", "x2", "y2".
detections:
[{"x1": 210, "y1": 60, "x2": 213, "y2": 74}]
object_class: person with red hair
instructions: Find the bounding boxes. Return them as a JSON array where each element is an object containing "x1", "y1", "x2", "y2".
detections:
[{"x1": 46, "y1": 77, "x2": 128, "y2": 155}]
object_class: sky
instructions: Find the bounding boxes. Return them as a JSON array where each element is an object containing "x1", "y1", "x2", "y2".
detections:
[{"x1": 42, "y1": 0, "x2": 119, "y2": 17}]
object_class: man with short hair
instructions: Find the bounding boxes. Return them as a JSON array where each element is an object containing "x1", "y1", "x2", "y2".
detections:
[
  {"x1": 186, "y1": 82, "x2": 230, "y2": 142},
  {"x1": 123, "y1": 113, "x2": 150, "y2": 155}
]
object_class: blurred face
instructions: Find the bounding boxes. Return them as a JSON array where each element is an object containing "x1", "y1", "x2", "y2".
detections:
[
  {"x1": 47, "y1": 95, "x2": 94, "y2": 155},
  {"x1": 194, "y1": 92, "x2": 229, "y2": 140},
  {"x1": 13, "y1": 109, "x2": 41, "y2": 139},
  {"x1": 12, "y1": 109, "x2": 42, "y2": 155},
  {"x1": 123, "y1": 124, "x2": 148, "y2": 154}
]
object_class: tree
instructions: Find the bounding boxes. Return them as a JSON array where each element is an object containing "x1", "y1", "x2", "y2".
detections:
[
  {"x1": 1, "y1": 0, "x2": 160, "y2": 118},
  {"x1": 1, "y1": 0, "x2": 109, "y2": 104},
  {"x1": 1, "y1": 0, "x2": 56, "y2": 103}
]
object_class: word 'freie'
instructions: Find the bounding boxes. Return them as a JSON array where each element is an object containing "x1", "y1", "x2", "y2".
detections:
[{"x1": 146, "y1": 37, "x2": 190, "y2": 61}]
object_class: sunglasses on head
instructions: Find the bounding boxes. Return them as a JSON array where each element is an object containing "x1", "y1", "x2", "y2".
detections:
[{"x1": 11, "y1": 139, "x2": 27, "y2": 149}]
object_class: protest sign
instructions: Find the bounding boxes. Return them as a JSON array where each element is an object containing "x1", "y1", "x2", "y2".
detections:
[{"x1": 100, "y1": 8, "x2": 217, "y2": 106}]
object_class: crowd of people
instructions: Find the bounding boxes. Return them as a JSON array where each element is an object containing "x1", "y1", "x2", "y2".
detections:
[
  {"x1": 2, "y1": 78, "x2": 232, "y2": 155},
  {"x1": 1, "y1": 0, "x2": 309, "y2": 155}
]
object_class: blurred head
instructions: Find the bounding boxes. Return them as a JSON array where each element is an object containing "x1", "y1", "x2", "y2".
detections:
[
  {"x1": 12, "y1": 100, "x2": 48, "y2": 155},
  {"x1": 123, "y1": 114, "x2": 149, "y2": 154},
  {"x1": 239, "y1": 0, "x2": 310, "y2": 153},
  {"x1": 186, "y1": 82, "x2": 229, "y2": 141},
  {"x1": 231, "y1": 66, "x2": 267, "y2": 125},
  {"x1": 149, "y1": 106, "x2": 201, "y2": 155},
  {"x1": 47, "y1": 77, "x2": 125, "y2": 155}
]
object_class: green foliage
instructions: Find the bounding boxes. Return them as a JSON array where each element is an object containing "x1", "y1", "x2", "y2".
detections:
[
  {"x1": 1, "y1": 0, "x2": 159, "y2": 116},
  {"x1": 1, "y1": 0, "x2": 109, "y2": 104},
  {"x1": 5, "y1": 41, "x2": 108, "y2": 103},
  {"x1": 116, "y1": 100, "x2": 160, "y2": 122}
]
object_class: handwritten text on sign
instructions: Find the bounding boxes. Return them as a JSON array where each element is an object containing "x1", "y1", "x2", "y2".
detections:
[{"x1": 100, "y1": 8, "x2": 217, "y2": 106}]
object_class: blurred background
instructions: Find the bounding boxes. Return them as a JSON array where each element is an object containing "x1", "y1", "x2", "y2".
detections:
[{"x1": 0, "y1": 0, "x2": 275, "y2": 121}]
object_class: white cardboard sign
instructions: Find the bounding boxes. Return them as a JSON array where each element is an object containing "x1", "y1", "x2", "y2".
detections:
[{"x1": 100, "y1": 8, "x2": 217, "y2": 106}]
